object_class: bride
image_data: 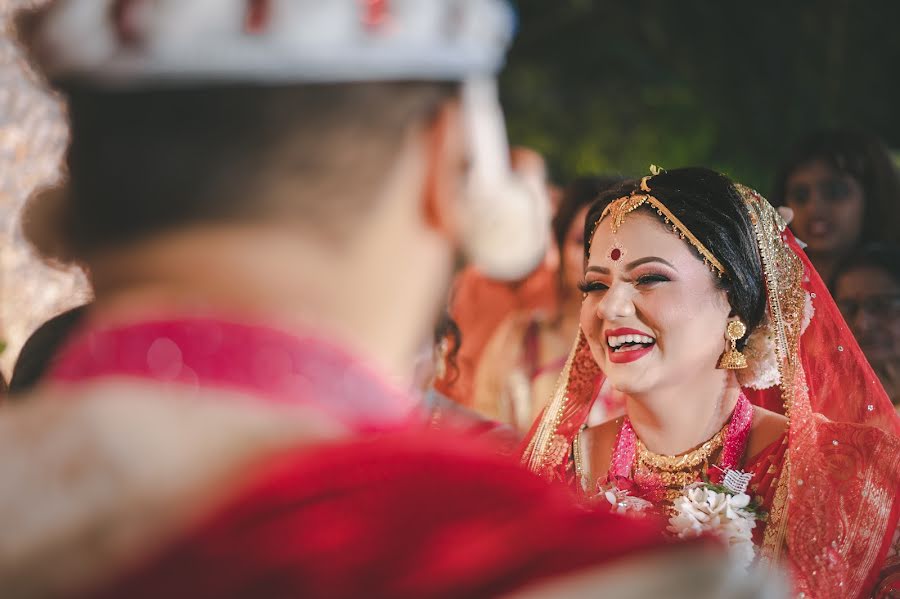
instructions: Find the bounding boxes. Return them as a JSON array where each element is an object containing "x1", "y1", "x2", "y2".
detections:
[{"x1": 522, "y1": 167, "x2": 900, "y2": 597}]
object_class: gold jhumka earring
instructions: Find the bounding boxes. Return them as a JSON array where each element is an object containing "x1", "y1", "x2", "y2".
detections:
[{"x1": 717, "y1": 320, "x2": 748, "y2": 370}]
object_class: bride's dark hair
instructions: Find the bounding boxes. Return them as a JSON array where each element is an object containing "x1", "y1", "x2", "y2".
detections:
[{"x1": 584, "y1": 167, "x2": 767, "y2": 349}]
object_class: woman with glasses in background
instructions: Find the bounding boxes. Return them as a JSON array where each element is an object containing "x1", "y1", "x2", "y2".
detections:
[{"x1": 834, "y1": 244, "x2": 900, "y2": 412}]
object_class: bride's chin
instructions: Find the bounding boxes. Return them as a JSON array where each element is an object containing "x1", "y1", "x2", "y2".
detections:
[
  {"x1": 604, "y1": 364, "x2": 658, "y2": 395},
  {"x1": 591, "y1": 345, "x2": 656, "y2": 393},
  {"x1": 608, "y1": 377, "x2": 648, "y2": 396}
]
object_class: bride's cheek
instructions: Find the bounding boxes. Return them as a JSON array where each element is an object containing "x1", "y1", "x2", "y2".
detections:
[{"x1": 580, "y1": 300, "x2": 599, "y2": 336}]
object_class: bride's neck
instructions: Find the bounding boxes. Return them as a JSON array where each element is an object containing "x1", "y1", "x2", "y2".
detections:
[{"x1": 625, "y1": 371, "x2": 741, "y2": 455}]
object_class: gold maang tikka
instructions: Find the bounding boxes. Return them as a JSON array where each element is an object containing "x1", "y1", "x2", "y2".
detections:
[{"x1": 589, "y1": 174, "x2": 728, "y2": 278}]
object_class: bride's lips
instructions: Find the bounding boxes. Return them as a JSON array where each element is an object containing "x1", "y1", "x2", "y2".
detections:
[{"x1": 605, "y1": 327, "x2": 655, "y2": 364}]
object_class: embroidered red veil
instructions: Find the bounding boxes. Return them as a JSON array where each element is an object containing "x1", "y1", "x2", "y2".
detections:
[{"x1": 521, "y1": 183, "x2": 900, "y2": 598}]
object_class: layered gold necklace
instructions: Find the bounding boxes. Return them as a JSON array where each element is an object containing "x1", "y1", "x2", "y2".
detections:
[{"x1": 634, "y1": 425, "x2": 727, "y2": 503}]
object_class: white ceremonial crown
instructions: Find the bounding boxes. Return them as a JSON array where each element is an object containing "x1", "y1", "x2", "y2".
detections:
[
  {"x1": 21, "y1": 0, "x2": 515, "y2": 85},
  {"x1": 20, "y1": 0, "x2": 549, "y2": 281}
]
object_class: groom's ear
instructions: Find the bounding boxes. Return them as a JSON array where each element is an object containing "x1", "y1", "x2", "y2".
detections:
[{"x1": 419, "y1": 97, "x2": 464, "y2": 243}]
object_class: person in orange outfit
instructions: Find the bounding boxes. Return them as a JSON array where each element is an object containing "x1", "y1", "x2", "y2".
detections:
[
  {"x1": 434, "y1": 148, "x2": 557, "y2": 407},
  {"x1": 438, "y1": 176, "x2": 624, "y2": 432}
]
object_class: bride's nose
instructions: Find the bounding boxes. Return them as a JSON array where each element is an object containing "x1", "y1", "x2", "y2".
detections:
[{"x1": 596, "y1": 282, "x2": 636, "y2": 321}]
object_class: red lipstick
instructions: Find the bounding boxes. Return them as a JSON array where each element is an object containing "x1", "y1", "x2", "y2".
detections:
[
  {"x1": 605, "y1": 328, "x2": 655, "y2": 364},
  {"x1": 607, "y1": 345, "x2": 654, "y2": 364}
]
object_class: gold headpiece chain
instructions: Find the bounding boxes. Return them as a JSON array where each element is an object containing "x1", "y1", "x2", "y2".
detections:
[{"x1": 589, "y1": 175, "x2": 728, "y2": 277}]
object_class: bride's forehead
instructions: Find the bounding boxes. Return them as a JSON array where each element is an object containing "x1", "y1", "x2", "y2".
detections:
[{"x1": 590, "y1": 211, "x2": 688, "y2": 256}]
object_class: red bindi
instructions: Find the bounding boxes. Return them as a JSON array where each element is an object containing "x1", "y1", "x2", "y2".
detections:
[{"x1": 610, "y1": 248, "x2": 622, "y2": 261}]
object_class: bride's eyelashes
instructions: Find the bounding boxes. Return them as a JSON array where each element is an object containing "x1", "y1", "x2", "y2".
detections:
[
  {"x1": 634, "y1": 273, "x2": 670, "y2": 286},
  {"x1": 578, "y1": 272, "x2": 670, "y2": 294},
  {"x1": 578, "y1": 280, "x2": 608, "y2": 294}
]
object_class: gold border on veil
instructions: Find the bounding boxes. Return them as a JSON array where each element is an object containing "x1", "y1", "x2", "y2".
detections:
[
  {"x1": 736, "y1": 185, "x2": 806, "y2": 561},
  {"x1": 522, "y1": 336, "x2": 578, "y2": 476}
]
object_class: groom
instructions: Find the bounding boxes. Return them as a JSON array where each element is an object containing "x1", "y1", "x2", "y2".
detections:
[{"x1": 0, "y1": 1, "x2": 785, "y2": 597}]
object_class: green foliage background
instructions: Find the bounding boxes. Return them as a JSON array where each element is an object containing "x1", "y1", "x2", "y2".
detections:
[{"x1": 500, "y1": 1, "x2": 900, "y2": 193}]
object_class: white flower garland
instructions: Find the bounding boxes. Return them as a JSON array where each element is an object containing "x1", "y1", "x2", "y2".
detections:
[
  {"x1": 602, "y1": 469, "x2": 764, "y2": 570},
  {"x1": 602, "y1": 486, "x2": 653, "y2": 515},
  {"x1": 667, "y1": 483, "x2": 758, "y2": 569}
]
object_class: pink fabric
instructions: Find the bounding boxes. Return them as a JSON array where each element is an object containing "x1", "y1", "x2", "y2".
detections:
[
  {"x1": 48, "y1": 317, "x2": 416, "y2": 433},
  {"x1": 608, "y1": 419, "x2": 635, "y2": 480},
  {"x1": 717, "y1": 392, "x2": 752, "y2": 470}
]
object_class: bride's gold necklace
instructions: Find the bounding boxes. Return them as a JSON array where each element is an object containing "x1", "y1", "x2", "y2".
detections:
[{"x1": 634, "y1": 425, "x2": 727, "y2": 502}]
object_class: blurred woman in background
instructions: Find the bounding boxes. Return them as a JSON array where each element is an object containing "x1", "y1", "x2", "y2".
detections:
[
  {"x1": 471, "y1": 176, "x2": 622, "y2": 431},
  {"x1": 432, "y1": 147, "x2": 560, "y2": 408},
  {"x1": 771, "y1": 129, "x2": 900, "y2": 283}
]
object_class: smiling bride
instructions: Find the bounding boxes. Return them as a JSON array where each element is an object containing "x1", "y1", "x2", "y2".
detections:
[{"x1": 522, "y1": 167, "x2": 900, "y2": 598}]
